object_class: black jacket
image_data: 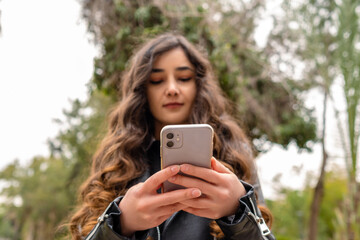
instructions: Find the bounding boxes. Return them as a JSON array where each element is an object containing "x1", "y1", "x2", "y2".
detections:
[{"x1": 84, "y1": 141, "x2": 276, "y2": 240}]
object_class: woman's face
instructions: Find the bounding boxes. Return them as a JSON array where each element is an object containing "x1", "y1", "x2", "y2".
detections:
[{"x1": 146, "y1": 47, "x2": 197, "y2": 136}]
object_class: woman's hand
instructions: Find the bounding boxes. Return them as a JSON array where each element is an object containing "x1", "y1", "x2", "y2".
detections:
[
  {"x1": 118, "y1": 165, "x2": 202, "y2": 237},
  {"x1": 168, "y1": 157, "x2": 246, "y2": 219}
]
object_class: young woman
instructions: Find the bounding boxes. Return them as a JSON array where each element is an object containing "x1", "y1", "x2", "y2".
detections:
[{"x1": 69, "y1": 33, "x2": 276, "y2": 240}]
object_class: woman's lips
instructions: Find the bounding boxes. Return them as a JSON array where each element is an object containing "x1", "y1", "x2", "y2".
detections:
[{"x1": 163, "y1": 102, "x2": 184, "y2": 109}]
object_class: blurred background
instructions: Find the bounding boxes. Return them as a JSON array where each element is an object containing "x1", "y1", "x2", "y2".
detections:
[{"x1": 0, "y1": 0, "x2": 359, "y2": 239}]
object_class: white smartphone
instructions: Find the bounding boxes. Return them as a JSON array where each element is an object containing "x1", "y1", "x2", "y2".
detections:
[{"x1": 160, "y1": 124, "x2": 214, "y2": 192}]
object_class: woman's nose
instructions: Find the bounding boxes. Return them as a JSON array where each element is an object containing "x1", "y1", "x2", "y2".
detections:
[{"x1": 165, "y1": 79, "x2": 179, "y2": 96}]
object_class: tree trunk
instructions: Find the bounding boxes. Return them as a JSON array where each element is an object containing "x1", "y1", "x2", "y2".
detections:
[
  {"x1": 346, "y1": 174, "x2": 359, "y2": 240},
  {"x1": 308, "y1": 91, "x2": 328, "y2": 240}
]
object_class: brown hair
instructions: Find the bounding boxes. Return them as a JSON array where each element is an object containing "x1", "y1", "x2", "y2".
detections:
[{"x1": 69, "y1": 33, "x2": 271, "y2": 239}]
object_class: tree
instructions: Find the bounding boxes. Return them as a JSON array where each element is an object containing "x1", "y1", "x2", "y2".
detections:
[
  {"x1": 335, "y1": 0, "x2": 360, "y2": 238},
  {"x1": 0, "y1": 91, "x2": 115, "y2": 240},
  {"x1": 0, "y1": 157, "x2": 73, "y2": 240},
  {"x1": 268, "y1": 169, "x2": 348, "y2": 240},
  {"x1": 50, "y1": 91, "x2": 115, "y2": 195},
  {"x1": 268, "y1": 0, "x2": 360, "y2": 238},
  {"x1": 0, "y1": 0, "x2": 319, "y2": 238},
  {"x1": 268, "y1": 1, "x2": 337, "y2": 239},
  {"x1": 79, "y1": 0, "x2": 316, "y2": 151},
  {"x1": 67, "y1": 0, "x2": 317, "y2": 211}
]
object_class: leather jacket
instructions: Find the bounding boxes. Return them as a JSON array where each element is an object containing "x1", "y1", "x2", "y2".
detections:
[
  {"x1": 84, "y1": 181, "x2": 275, "y2": 240},
  {"x1": 83, "y1": 141, "x2": 276, "y2": 240}
]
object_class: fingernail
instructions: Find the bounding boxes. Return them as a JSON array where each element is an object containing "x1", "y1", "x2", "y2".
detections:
[
  {"x1": 171, "y1": 165, "x2": 180, "y2": 173},
  {"x1": 192, "y1": 189, "x2": 201, "y2": 197},
  {"x1": 169, "y1": 176, "x2": 176, "y2": 182}
]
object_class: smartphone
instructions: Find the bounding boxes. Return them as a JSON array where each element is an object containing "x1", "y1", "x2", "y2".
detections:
[{"x1": 160, "y1": 124, "x2": 214, "y2": 192}]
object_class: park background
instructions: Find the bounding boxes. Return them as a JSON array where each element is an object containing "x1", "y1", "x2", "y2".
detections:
[{"x1": 0, "y1": 0, "x2": 359, "y2": 239}]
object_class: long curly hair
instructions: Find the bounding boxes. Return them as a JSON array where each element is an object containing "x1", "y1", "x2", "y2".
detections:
[{"x1": 69, "y1": 33, "x2": 272, "y2": 239}]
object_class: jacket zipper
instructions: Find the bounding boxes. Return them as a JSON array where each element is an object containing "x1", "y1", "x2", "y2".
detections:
[
  {"x1": 248, "y1": 198, "x2": 271, "y2": 239},
  {"x1": 85, "y1": 213, "x2": 109, "y2": 240},
  {"x1": 85, "y1": 199, "x2": 118, "y2": 240}
]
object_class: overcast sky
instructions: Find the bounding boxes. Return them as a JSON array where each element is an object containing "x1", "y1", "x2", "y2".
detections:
[
  {"x1": 0, "y1": 0, "x2": 97, "y2": 169},
  {"x1": 0, "y1": 0, "x2": 350, "y2": 199}
]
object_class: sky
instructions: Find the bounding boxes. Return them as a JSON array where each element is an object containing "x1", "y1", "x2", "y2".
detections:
[
  {"x1": 0, "y1": 0, "x2": 97, "y2": 169},
  {"x1": 0, "y1": 0, "x2": 350, "y2": 199}
]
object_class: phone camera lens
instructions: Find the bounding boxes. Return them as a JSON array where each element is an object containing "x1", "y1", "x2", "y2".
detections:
[
  {"x1": 166, "y1": 141, "x2": 174, "y2": 148},
  {"x1": 166, "y1": 133, "x2": 174, "y2": 139}
]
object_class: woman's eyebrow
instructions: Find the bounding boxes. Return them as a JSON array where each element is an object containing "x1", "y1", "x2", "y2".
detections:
[
  {"x1": 151, "y1": 68, "x2": 163, "y2": 73},
  {"x1": 151, "y1": 66, "x2": 195, "y2": 73},
  {"x1": 176, "y1": 66, "x2": 195, "y2": 72}
]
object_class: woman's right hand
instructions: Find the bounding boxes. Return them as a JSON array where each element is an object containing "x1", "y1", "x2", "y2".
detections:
[{"x1": 118, "y1": 165, "x2": 202, "y2": 237}]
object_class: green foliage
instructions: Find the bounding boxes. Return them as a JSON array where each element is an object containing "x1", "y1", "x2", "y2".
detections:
[
  {"x1": 0, "y1": 0, "x2": 322, "y2": 238},
  {"x1": 270, "y1": 0, "x2": 360, "y2": 237},
  {"x1": 320, "y1": 170, "x2": 348, "y2": 239},
  {"x1": 81, "y1": 0, "x2": 317, "y2": 152},
  {"x1": 0, "y1": 209, "x2": 15, "y2": 239},
  {"x1": 334, "y1": 1, "x2": 360, "y2": 236},
  {"x1": 336, "y1": 0, "x2": 360, "y2": 178},
  {"x1": 50, "y1": 91, "x2": 114, "y2": 192},
  {"x1": 268, "y1": 189, "x2": 310, "y2": 240},
  {"x1": 0, "y1": 157, "x2": 73, "y2": 239},
  {"x1": 0, "y1": 91, "x2": 114, "y2": 239},
  {"x1": 269, "y1": 169, "x2": 348, "y2": 240}
]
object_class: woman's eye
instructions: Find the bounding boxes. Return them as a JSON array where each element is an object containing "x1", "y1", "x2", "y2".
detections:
[
  {"x1": 179, "y1": 77, "x2": 192, "y2": 82},
  {"x1": 149, "y1": 80, "x2": 163, "y2": 85}
]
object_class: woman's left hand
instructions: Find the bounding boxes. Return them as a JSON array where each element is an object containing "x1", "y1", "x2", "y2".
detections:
[{"x1": 167, "y1": 157, "x2": 246, "y2": 219}]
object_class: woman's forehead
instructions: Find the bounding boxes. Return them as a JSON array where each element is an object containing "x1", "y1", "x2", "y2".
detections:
[{"x1": 151, "y1": 48, "x2": 193, "y2": 68}]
